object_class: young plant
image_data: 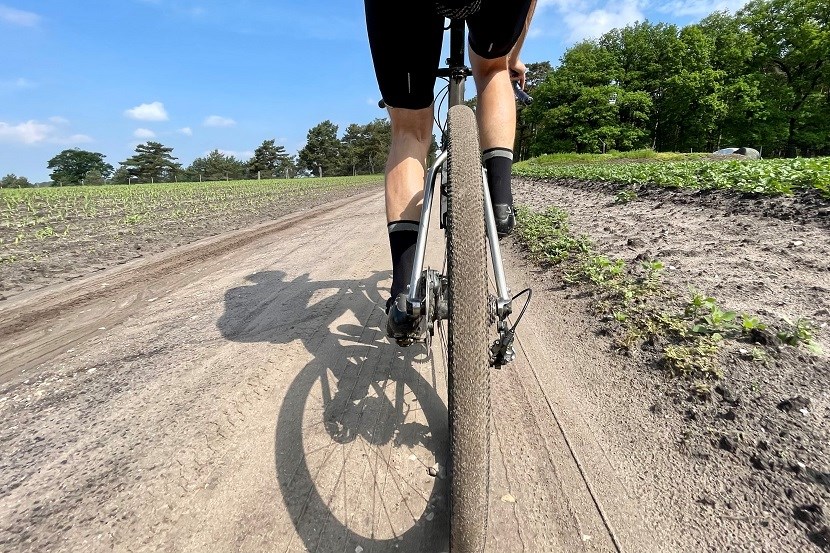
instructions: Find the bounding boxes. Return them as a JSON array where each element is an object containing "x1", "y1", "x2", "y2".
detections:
[
  {"x1": 740, "y1": 314, "x2": 767, "y2": 333},
  {"x1": 778, "y1": 317, "x2": 823, "y2": 354}
]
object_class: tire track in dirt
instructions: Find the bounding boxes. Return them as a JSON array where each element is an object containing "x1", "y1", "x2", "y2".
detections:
[
  {"x1": 0, "y1": 190, "x2": 382, "y2": 383},
  {"x1": 1, "y1": 188, "x2": 666, "y2": 552}
]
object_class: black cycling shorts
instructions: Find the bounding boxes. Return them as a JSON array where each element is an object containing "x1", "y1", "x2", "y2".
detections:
[{"x1": 364, "y1": 0, "x2": 533, "y2": 110}]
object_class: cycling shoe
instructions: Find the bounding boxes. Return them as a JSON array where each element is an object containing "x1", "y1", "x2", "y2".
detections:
[
  {"x1": 385, "y1": 295, "x2": 421, "y2": 345},
  {"x1": 493, "y1": 204, "x2": 516, "y2": 238}
]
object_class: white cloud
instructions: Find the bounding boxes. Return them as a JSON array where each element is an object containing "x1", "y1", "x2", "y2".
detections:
[
  {"x1": 0, "y1": 120, "x2": 51, "y2": 144},
  {"x1": 125, "y1": 101, "x2": 169, "y2": 121},
  {"x1": 213, "y1": 149, "x2": 254, "y2": 160},
  {"x1": 57, "y1": 134, "x2": 93, "y2": 145},
  {"x1": 49, "y1": 116, "x2": 70, "y2": 125},
  {"x1": 0, "y1": 5, "x2": 40, "y2": 27},
  {"x1": 538, "y1": 0, "x2": 646, "y2": 43},
  {"x1": 134, "y1": 128, "x2": 156, "y2": 138},
  {"x1": 656, "y1": 0, "x2": 734, "y2": 17},
  {"x1": 0, "y1": 77, "x2": 35, "y2": 89},
  {"x1": 179, "y1": 127, "x2": 193, "y2": 136},
  {"x1": 565, "y1": 1, "x2": 645, "y2": 42},
  {"x1": 203, "y1": 115, "x2": 236, "y2": 128},
  {"x1": 0, "y1": 119, "x2": 92, "y2": 145}
]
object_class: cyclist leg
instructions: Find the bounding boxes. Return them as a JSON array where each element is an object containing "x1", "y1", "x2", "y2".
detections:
[
  {"x1": 364, "y1": 1, "x2": 442, "y2": 337},
  {"x1": 467, "y1": 0, "x2": 534, "y2": 237}
]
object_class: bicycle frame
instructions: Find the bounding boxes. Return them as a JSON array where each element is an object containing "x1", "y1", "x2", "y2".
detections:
[{"x1": 403, "y1": 18, "x2": 514, "y2": 360}]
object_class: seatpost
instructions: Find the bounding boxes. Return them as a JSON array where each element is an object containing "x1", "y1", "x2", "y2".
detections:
[{"x1": 447, "y1": 19, "x2": 466, "y2": 107}]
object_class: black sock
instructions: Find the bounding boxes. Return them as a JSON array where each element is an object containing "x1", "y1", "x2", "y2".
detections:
[
  {"x1": 388, "y1": 220, "x2": 419, "y2": 300},
  {"x1": 483, "y1": 148, "x2": 513, "y2": 205}
]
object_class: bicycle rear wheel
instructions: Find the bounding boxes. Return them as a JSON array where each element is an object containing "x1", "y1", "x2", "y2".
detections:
[{"x1": 445, "y1": 104, "x2": 490, "y2": 552}]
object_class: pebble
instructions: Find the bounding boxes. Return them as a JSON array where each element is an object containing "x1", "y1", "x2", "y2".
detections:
[{"x1": 501, "y1": 494, "x2": 516, "y2": 503}]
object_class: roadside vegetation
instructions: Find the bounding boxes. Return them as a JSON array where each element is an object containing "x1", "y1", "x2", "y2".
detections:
[
  {"x1": 514, "y1": 155, "x2": 830, "y2": 198},
  {"x1": 515, "y1": 205, "x2": 822, "y2": 394}
]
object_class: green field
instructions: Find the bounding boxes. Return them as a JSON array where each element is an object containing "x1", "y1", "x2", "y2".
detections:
[
  {"x1": 513, "y1": 154, "x2": 830, "y2": 197},
  {"x1": 0, "y1": 176, "x2": 382, "y2": 264}
]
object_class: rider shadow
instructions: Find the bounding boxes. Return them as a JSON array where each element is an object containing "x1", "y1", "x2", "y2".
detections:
[{"x1": 217, "y1": 270, "x2": 450, "y2": 552}]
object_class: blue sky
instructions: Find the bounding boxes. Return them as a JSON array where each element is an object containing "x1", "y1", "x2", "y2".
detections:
[{"x1": 1, "y1": 0, "x2": 736, "y2": 182}]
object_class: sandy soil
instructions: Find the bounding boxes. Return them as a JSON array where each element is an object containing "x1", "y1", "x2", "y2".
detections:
[
  {"x1": 1, "y1": 183, "x2": 827, "y2": 552},
  {"x1": 515, "y1": 177, "x2": 830, "y2": 552}
]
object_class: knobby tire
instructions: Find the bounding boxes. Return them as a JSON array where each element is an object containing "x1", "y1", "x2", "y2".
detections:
[{"x1": 445, "y1": 105, "x2": 490, "y2": 553}]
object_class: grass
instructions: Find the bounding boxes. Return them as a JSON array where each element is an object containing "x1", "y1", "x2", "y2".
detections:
[
  {"x1": 514, "y1": 154, "x2": 830, "y2": 198},
  {"x1": 519, "y1": 149, "x2": 704, "y2": 166},
  {"x1": 514, "y1": 205, "x2": 822, "y2": 388}
]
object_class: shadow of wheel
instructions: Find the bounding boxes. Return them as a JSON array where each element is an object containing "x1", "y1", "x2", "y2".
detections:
[{"x1": 274, "y1": 337, "x2": 450, "y2": 552}]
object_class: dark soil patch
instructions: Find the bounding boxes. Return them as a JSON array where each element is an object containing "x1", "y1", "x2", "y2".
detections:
[{"x1": 525, "y1": 176, "x2": 830, "y2": 231}]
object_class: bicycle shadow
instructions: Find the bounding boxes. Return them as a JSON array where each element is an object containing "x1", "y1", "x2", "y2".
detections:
[{"x1": 217, "y1": 270, "x2": 450, "y2": 552}]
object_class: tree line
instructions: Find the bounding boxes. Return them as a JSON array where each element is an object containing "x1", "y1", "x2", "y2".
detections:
[
  {"x1": 4, "y1": 0, "x2": 825, "y2": 187},
  {"x1": 515, "y1": 0, "x2": 829, "y2": 158},
  {"x1": 3, "y1": 118, "x2": 394, "y2": 187}
]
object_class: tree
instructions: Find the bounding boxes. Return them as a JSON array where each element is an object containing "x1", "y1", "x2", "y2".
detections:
[
  {"x1": 298, "y1": 121, "x2": 341, "y2": 176},
  {"x1": 338, "y1": 119, "x2": 391, "y2": 175},
  {"x1": 121, "y1": 141, "x2": 181, "y2": 183},
  {"x1": 248, "y1": 139, "x2": 292, "y2": 178},
  {"x1": 83, "y1": 170, "x2": 106, "y2": 185},
  {"x1": 47, "y1": 149, "x2": 113, "y2": 186},
  {"x1": 111, "y1": 165, "x2": 131, "y2": 184},
  {"x1": 0, "y1": 174, "x2": 31, "y2": 188},
  {"x1": 739, "y1": 0, "x2": 830, "y2": 155},
  {"x1": 184, "y1": 150, "x2": 248, "y2": 181},
  {"x1": 514, "y1": 61, "x2": 553, "y2": 160}
]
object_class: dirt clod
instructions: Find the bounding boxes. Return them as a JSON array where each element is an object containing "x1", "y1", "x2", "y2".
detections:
[
  {"x1": 751, "y1": 455, "x2": 774, "y2": 471},
  {"x1": 698, "y1": 495, "x2": 716, "y2": 507},
  {"x1": 719, "y1": 435, "x2": 739, "y2": 453},
  {"x1": 794, "y1": 504, "x2": 824, "y2": 525},
  {"x1": 809, "y1": 525, "x2": 830, "y2": 549},
  {"x1": 777, "y1": 396, "x2": 811, "y2": 412}
]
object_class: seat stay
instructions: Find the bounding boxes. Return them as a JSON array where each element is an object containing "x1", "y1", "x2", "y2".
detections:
[{"x1": 407, "y1": 150, "x2": 447, "y2": 318}]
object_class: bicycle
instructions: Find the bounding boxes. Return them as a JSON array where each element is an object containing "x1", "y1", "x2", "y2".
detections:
[{"x1": 380, "y1": 16, "x2": 533, "y2": 553}]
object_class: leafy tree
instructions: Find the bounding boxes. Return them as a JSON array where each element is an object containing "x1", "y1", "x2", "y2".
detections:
[
  {"x1": 0, "y1": 174, "x2": 31, "y2": 188},
  {"x1": 697, "y1": 12, "x2": 766, "y2": 149},
  {"x1": 111, "y1": 165, "x2": 131, "y2": 184},
  {"x1": 338, "y1": 119, "x2": 391, "y2": 175},
  {"x1": 515, "y1": 61, "x2": 553, "y2": 160},
  {"x1": 248, "y1": 139, "x2": 293, "y2": 178},
  {"x1": 47, "y1": 149, "x2": 113, "y2": 186},
  {"x1": 185, "y1": 150, "x2": 248, "y2": 181},
  {"x1": 121, "y1": 141, "x2": 181, "y2": 183},
  {"x1": 83, "y1": 170, "x2": 106, "y2": 185},
  {"x1": 298, "y1": 121, "x2": 341, "y2": 176},
  {"x1": 739, "y1": 0, "x2": 830, "y2": 155}
]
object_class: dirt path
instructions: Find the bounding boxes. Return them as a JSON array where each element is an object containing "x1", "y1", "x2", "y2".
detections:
[{"x1": 0, "y1": 189, "x2": 671, "y2": 552}]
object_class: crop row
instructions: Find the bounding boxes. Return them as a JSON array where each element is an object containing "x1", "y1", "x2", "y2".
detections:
[
  {"x1": 513, "y1": 156, "x2": 830, "y2": 197},
  {"x1": 0, "y1": 176, "x2": 381, "y2": 263}
]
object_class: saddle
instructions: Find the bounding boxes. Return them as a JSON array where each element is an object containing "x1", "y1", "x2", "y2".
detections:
[{"x1": 433, "y1": 0, "x2": 482, "y2": 19}]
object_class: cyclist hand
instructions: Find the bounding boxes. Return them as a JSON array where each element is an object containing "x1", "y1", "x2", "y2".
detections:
[{"x1": 509, "y1": 58, "x2": 527, "y2": 90}]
